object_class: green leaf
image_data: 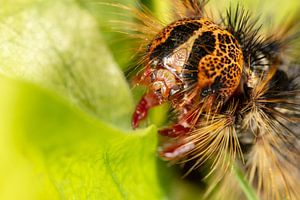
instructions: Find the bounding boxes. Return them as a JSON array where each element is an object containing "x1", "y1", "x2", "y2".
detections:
[
  {"x1": 0, "y1": 0, "x2": 169, "y2": 199},
  {"x1": 0, "y1": 0, "x2": 133, "y2": 128},
  {"x1": 0, "y1": 75, "x2": 164, "y2": 200}
]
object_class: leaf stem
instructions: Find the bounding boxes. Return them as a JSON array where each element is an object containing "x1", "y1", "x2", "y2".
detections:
[{"x1": 233, "y1": 165, "x2": 259, "y2": 200}]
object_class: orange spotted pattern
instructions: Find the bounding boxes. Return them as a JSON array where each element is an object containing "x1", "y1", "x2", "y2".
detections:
[
  {"x1": 195, "y1": 19, "x2": 244, "y2": 98},
  {"x1": 146, "y1": 18, "x2": 244, "y2": 102}
]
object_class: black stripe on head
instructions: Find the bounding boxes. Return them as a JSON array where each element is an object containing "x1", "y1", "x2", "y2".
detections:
[
  {"x1": 183, "y1": 31, "x2": 216, "y2": 85},
  {"x1": 150, "y1": 22, "x2": 202, "y2": 60}
]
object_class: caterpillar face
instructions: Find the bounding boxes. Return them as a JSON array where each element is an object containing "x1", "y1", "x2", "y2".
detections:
[{"x1": 147, "y1": 18, "x2": 243, "y2": 101}]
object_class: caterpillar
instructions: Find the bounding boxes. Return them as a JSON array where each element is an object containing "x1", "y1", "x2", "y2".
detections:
[{"x1": 107, "y1": 0, "x2": 300, "y2": 199}]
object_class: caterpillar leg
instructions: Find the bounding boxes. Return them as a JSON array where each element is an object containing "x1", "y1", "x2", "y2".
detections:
[
  {"x1": 159, "y1": 123, "x2": 191, "y2": 137},
  {"x1": 159, "y1": 139, "x2": 195, "y2": 160},
  {"x1": 132, "y1": 92, "x2": 161, "y2": 129},
  {"x1": 158, "y1": 103, "x2": 200, "y2": 137}
]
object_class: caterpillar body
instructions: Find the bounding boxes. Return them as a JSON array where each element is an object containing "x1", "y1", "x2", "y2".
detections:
[{"x1": 111, "y1": 0, "x2": 300, "y2": 199}]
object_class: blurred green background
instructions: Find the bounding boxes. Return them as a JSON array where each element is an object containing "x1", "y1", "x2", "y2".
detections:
[{"x1": 0, "y1": 0, "x2": 299, "y2": 199}]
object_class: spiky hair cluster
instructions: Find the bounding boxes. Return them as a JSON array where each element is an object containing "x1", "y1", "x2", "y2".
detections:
[{"x1": 110, "y1": 0, "x2": 300, "y2": 199}]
